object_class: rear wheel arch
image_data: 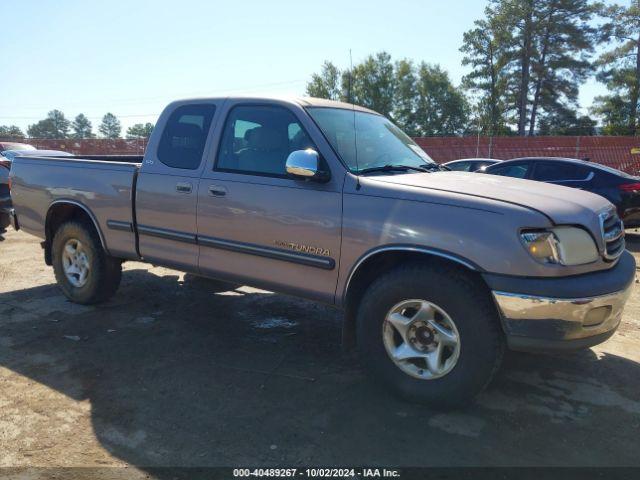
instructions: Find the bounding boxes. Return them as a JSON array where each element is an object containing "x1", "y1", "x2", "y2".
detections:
[
  {"x1": 44, "y1": 201, "x2": 107, "y2": 265},
  {"x1": 341, "y1": 247, "x2": 491, "y2": 349}
]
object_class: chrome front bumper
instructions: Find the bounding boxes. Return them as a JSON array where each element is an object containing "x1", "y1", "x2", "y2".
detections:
[{"x1": 493, "y1": 282, "x2": 634, "y2": 351}]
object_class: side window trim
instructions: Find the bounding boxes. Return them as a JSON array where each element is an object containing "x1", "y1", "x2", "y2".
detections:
[{"x1": 213, "y1": 103, "x2": 321, "y2": 179}]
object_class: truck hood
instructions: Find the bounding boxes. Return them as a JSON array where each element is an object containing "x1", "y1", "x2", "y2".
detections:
[{"x1": 368, "y1": 171, "x2": 612, "y2": 225}]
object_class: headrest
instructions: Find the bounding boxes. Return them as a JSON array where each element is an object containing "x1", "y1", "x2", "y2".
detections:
[
  {"x1": 247, "y1": 127, "x2": 284, "y2": 151},
  {"x1": 170, "y1": 123, "x2": 203, "y2": 149}
]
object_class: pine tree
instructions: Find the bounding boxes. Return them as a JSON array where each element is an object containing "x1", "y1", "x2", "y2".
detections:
[
  {"x1": 71, "y1": 114, "x2": 95, "y2": 139},
  {"x1": 126, "y1": 123, "x2": 154, "y2": 139},
  {"x1": 463, "y1": 0, "x2": 597, "y2": 135},
  {"x1": 98, "y1": 113, "x2": 122, "y2": 139},
  {"x1": 461, "y1": 16, "x2": 510, "y2": 135},
  {"x1": 593, "y1": 0, "x2": 640, "y2": 135},
  {"x1": 392, "y1": 59, "x2": 419, "y2": 135},
  {"x1": 27, "y1": 110, "x2": 70, "y2": 139},
  {"x1": 0, "y1": 125, "x2": 25, "y2": 138},
  {"x1": 527, "y1": 0, "x2": 596, "y2": 135}
]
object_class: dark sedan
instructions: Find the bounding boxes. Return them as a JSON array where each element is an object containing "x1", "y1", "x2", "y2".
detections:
[
  {"x1": 484, "y1": 157, "x2": 640, "y2": 228},
  {"x1": 443, "y1": 158, "x2": 501, "y2": 172}
]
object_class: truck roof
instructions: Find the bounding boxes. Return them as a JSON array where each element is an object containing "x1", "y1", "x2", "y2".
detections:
[{"x1": 167, "y1": 95, "x2": 380, "y2": 115}]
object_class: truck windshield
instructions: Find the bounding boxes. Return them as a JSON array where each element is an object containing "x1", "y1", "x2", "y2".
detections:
[{"x1": 307, "y1": 107, "x2": 435, "y2": 174}]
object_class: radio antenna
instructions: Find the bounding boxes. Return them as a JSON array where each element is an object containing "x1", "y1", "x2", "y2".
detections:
[{"x1": 349, "y1": 49, "x2": 361, "y2": 190}]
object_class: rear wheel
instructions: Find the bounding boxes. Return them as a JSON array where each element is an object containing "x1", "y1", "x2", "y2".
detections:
[
  {"x1": 357, "y1": 263, "x2": 504, "y2": 407},
  {"x1": 52, "y1": 220, "x2": 122, "y2": 304}
]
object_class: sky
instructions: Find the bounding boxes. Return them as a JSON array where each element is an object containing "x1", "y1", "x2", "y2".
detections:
[{"x1": 1, "y1": 0, "x2": 611, "y2": 134}]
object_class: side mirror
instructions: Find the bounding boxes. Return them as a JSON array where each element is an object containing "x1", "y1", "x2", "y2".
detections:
[{"x1": 285, "y1": 149, "x2": 330, "y2": 183}]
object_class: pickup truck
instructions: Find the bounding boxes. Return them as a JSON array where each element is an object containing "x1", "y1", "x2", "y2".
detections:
[{"x1": 9, "y1": 96, "x2": 636, "y2": 406}]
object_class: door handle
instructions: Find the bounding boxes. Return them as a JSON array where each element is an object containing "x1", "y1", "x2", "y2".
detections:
[
  {"x1": 176, "y1": 182, "x2": 192, "y2": 193},
  {"x1": 208, "y1": 185, "x2": 227, "y2": 197}
]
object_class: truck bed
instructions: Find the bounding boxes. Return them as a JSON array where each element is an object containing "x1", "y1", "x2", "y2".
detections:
[{"x1": 10, "y1": 155, "x2": 141, "y2": 259}]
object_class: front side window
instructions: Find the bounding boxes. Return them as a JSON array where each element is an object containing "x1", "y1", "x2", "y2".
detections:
[
  {"x1": 474, "y1": 162, "x2": 494, "y2": 171},
  {"x1": 489, "y1": 163, "x2": 530, "y2": 179},
  {"x1": 447, "y1": 161, "x2": 472, "y2": 172},
  {"x1": 307, "y1": 107, "x2": 434, "y2": 173},
  {"x1": 534, "y1": 162, "x2": 590, "y2": 182},
  {"x1": 216, "y1": 105, "x2": 316, "y2": 177},
  {"x1": 157, "y1": 104, "x2": 216, "y2": 170}
]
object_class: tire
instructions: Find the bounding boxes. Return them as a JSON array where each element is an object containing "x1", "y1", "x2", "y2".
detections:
[
  {"x1": 52, "y1": 220, "x2": 122, "y2": 304},
  {"x1": 356, "y1": 262, "x2": 504, "y2": 408}
]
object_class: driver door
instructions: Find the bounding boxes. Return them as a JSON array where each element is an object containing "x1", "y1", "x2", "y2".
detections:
[{"x1": 197, "y1": 102, "x2": 343, "y2": 303}]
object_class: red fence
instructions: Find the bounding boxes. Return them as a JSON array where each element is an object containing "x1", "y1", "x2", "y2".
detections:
[
  {"x1": 0, "y1": 138, "x2": 148, "y2": 155},
  {"x1": 3, "y1": 136, "x2": 640, "y2": 175},
  {"x1": 414, "y1": 136, "x2": 640, "y2": 175}
]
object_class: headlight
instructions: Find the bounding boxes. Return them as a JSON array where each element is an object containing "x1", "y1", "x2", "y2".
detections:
[{"x1": 520, "y1": 226, "x2": 598, "y2": 266}]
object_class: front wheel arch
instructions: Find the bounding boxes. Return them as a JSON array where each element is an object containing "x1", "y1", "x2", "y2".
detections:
[{"x1": 341, "y1": 248, "x2": 492, "y2": 350}]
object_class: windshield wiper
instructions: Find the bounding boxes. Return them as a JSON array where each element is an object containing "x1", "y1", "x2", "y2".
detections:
[{"x1": 359, "y1": 164, "x2": 434, "y2": 175}]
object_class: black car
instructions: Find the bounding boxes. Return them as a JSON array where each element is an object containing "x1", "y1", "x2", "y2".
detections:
[
  {"x1": 484, "y1": 157, "x2": 640, "y2": 228},
  {"x1": 443, "y1": 158, "x2": 502, "y2": 172}
]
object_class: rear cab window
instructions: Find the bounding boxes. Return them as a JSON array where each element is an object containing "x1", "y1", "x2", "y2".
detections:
[{"x1": 157, "y1": 104, "x2": 216, "y2": 170}]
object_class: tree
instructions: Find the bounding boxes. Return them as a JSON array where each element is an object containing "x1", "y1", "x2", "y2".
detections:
[
  {"x1": 71, "y1": 114, "x2": 95, "y2": 139},
  {"x1": 464, "y1": 0, "x2": 597, "y2": 136},
  {"x1": 392, "y1": 59, "x2": 419, "y2": 135},
  {"x1": 26, "y1": 110, "x2": 70, "y2": 139},
  {"x1": 98, "y1": 113, "x2": 121, "y2": 139},
  {"x1": 592, "y1": 94, "x2": 633, "y2": 135},
  {"x1": 306, "y1": 61, "x2": 342, "y2": 100},
  {"x1": 502, "y1": 0, "x2": 536, "y2": 135},
  {"x1": 126, "y1": 123, "x2": 154, "y2": 139},
  {"x1": 414, "y1": 63, "x2": 469, "y2": 136},
  {"x1": 461, "y1": 17, "x2": 510, "y2": 135},
  {"x1": 526, "y1": 0, "x2": 597, "y2": 135},
  {"x1": 341, "y1": 51, "x2": 395, "y2": 117},
  {"x1": 538, "y1": 110, "x2": 597, "y2": 135},
  {"x1": 0, "y1": 125, "x2": 25, "y2": 138},
  {"x1": 593, "y1": 0, "x2": 640, "y2": 135},
  {"x1": 306, "y1": 53, "x2": 468, "y2": 136}
]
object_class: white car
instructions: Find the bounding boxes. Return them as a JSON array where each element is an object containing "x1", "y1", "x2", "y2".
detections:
[{"x1": 443, "y1": 158, "x2": 502, "y2": 172}]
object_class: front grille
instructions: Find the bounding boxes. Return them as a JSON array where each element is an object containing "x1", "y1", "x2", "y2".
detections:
[{"x1": 600, "y1": 211, "x2": 625, "y2": 260}]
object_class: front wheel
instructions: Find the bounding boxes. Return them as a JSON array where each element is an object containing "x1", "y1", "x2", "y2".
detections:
[
  {"x1": 357, "y1": 263, "x2": 504, "y2": 407},
  {"x1": 52, "y1": 220, "x2": 122, "y2": 304}
]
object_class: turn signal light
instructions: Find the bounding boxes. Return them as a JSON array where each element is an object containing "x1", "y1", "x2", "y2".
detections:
[{"x1": 619, "y1": 182, "x2": 640, "y2": 192}]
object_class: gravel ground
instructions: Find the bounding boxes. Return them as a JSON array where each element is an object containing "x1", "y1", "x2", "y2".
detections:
[{"x1": 1, "y1": 228, "x2": 639, "y2": 477}]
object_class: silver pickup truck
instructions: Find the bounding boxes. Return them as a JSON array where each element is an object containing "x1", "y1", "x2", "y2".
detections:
[{"x1": 9, "y1": 97, "x2": 636, "y2": 406}]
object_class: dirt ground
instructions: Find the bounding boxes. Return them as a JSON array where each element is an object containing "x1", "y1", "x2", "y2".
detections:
[{"x1": 1, "y1": 228, "x2": 640, "y2": 476}]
